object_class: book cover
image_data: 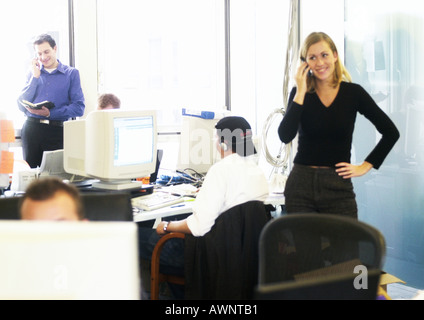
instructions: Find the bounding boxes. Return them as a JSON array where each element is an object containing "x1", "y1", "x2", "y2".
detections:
[{"x1": 20, "y1": 100, "x2": 55, "y2": 110}]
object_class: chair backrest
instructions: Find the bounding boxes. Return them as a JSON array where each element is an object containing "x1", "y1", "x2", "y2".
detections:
[
  {"x1": 257, "y1": 213, "x2": 386, "y2": 293},
  {"x1": 256, "y1": 268, "x2": 382, "y2": 300},
  {"x1": 81, "y1": 192, "x2": 133, "y2": 221},
  {"x1": 184, "y1": 200, "x2": 271, "y2": 300}
]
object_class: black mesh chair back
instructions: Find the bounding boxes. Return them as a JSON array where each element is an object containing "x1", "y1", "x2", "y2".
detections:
[{"x1": 257, "y1": 213, "x2": 386, "y2": 299}]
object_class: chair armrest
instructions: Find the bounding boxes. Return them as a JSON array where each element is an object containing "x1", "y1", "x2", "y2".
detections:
[
  {"x1": 150, "y1": 232, "x2": 185, "y2": 299},
  {"x1": 151, "y1": 232, "x2": 185, "y2": 279}
]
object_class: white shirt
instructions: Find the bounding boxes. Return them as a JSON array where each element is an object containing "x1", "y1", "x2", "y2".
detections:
[{"x1": 186, "y1": 153, "x2": 269, "y2": 237}]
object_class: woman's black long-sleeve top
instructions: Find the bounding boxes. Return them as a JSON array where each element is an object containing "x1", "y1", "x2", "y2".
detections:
[{"x1": 278, "y1": 82, "x2": 400, "y2": 169}]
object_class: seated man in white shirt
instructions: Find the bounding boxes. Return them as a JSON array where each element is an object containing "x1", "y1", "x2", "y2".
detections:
[{"x1": 137, "y1": 116, "x2": 269, "y2": 298}]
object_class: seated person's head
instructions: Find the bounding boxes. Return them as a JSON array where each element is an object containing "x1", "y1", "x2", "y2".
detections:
[
  {"x1": 97, "y1": 93, "x2": 121, "y2": 110},
  {"x1": 19, "y1": 178, "x2": 85, "y2": 221},
  {"x1": 215, "y1": 116, "x2": 257, "y2": 157}
]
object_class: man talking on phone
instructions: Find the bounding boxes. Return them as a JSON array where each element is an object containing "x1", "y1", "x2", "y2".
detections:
[{"x1": 17, "y1": 34, "x2": 85, "y2": 168}]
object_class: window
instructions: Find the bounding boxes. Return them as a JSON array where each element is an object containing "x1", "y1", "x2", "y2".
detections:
[
  {"x1": 0, "y1": 0, "x2": 70, "y2": 131},
  {"x1": 97, "y1": 0, "x2": 225, "y2": 133},
  {"x1": 230, "y1": 0, "x2": 291, "y2": 177},
  {"x1": 230, "y1": 0, "x2": 291, "y2": 129},
  {"x1": 97, "y1": 0, "x2": 291, "y2": 173},
  {"x1": 345, "y1": 0, "x2": 424, "y2": 289}
]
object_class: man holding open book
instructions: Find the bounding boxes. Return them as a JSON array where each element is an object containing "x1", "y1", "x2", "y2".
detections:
[{"x1": 17, "y1": 34, "x2": 85, "y2": 168}]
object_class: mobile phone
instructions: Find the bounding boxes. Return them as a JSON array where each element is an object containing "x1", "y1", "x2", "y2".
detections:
[
  {"x1": 301, "y1": 57, "x2": 313, "y2": 77},
  {"x1": 33, "y1": 54, "x2": 41, "y2": 68}
]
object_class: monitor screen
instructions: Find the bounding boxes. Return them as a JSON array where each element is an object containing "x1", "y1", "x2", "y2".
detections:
[
  {"x1": 64, "y1": 110, "x2": 157, "y2": 190},
  {"x1": 113, "y1": 116, "x2": 154, "y2": 167}
]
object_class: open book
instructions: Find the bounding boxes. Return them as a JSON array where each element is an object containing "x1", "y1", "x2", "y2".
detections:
[{"x1": 20, "y1": 100, "x2": 55, "y2": 110}]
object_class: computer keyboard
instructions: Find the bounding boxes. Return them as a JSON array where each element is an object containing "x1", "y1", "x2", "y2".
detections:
[
  {"x1": 160, "y1": 184, "x2": 199, "y2": 197},
  {"x1": 131, "y1": 192, "x2": 184, "y2": 211}
]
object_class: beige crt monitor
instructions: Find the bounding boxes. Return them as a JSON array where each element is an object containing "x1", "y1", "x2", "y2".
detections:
[
  {"x1": 64, "y1": 110, "x2": 158, "y2": 190},
  {"x1": 0, "y1": 221, "x2": 140, "y2": 300},
  {"x1": 177, "y1": 116, "x2": 220, "y2": 174},
  {"x1": 63, "y1": 119, "x2": 87, "y2": 177}
]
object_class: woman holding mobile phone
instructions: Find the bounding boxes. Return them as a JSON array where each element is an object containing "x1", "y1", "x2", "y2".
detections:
[{"x1": 278, "y1": 32, "x2": 399, "y2": 218}]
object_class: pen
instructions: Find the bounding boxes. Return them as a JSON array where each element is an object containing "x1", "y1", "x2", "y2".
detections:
[{"x1": 170, "y1": 204, "x2": 185, "y2": 208}]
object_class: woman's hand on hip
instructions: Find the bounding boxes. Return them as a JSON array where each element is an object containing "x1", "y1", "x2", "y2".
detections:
[{"x1": 335, "y1": 161, "x2": 373, "y2": 179}]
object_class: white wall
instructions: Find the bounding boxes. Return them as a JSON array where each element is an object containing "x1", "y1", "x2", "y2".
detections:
[
  {"x1": 300, "y1": 0, "x2": 345, "y2": 62},
  {"x1": 73, "y1": 0, "x2": 98, "y2": 117}
]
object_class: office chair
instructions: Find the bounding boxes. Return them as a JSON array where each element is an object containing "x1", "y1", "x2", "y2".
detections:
[
  {"x1": 256, "y1": 213, "x2": 386, "y2": 300},
  {"x1": 184, "y1": 200, "x2": 271, "y2": 300},
  {"x1": 150, "y1": 200, "x2": 271, "y2": 300},
  {"x1": 150, "y1": 232, "x2": 186, "y2": 300}
]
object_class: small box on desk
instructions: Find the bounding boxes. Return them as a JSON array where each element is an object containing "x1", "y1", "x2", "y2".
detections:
[{"x1": 379, "y1": 272, "x2": 406, "y2": 293}]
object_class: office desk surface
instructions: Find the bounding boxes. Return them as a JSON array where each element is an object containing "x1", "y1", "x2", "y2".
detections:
[
  {"x1": 133, "y1": 192, "x2": 284, "y2": 223},
  {"x1": 133, "y1": 198, "x2": 194, "y2": 222}
]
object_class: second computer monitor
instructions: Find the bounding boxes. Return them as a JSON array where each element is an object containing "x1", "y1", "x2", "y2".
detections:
[
  {"x1": 177, "y1": 116, "x2": 220, "y2": 174},
  {"x1": 64, "y1": 109, "x2": 158, "y2": 190}
]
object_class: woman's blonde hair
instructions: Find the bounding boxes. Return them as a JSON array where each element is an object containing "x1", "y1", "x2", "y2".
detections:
[{"x1": 300, "y1": 32, "x2": 352, "y2": 93}]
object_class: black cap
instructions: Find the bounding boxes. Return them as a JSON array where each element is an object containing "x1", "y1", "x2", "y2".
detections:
[{"x1": 215, "y1": 116, "x2": 257, "y2": 157}]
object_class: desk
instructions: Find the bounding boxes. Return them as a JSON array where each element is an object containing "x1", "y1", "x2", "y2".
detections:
[
  {"x1": 133, "y1": 198, "x2": 194, "y2": 223},
  {"x1": 133, "y1": 192, "x2": 285, "y2": 223}
]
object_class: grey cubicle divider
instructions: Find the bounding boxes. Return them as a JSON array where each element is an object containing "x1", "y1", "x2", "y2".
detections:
[
  {"x1": 0, "y1": 192, "x2": 134, "y2": 222},
  {"x1": 0, "y1": 196, "x2": 21, "y2": 220},
  {"x1": 81, "y1": 192, "x2": 133, "y2": 222}
]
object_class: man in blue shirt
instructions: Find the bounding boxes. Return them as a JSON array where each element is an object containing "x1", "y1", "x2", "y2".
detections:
[{"x1": 18, "y1": 34, "x2": 85, "y2": 168}]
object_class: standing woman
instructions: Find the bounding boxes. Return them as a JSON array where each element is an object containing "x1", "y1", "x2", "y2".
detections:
[{"x1": 278, "y1": 32, "x2": 399, "y2": 218}]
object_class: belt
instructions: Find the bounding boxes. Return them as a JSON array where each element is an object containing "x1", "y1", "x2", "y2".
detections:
[{"x1": 26, "y1": 117, "x2": 64, "y2": 127}]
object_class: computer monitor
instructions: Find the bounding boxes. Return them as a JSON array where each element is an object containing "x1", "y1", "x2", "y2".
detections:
[
  {"x1": 177, "y1": 115, "x2": 220, "y2": 174},
  {"x1": 64, "y1": 110, "x2": 158, "y2": 190},
  {"x1": 63, "y1": 119, "x2": 87, "y2": 177},
  {"x1": 0, "y1": 220, "x2": 140, "y2": 300}
]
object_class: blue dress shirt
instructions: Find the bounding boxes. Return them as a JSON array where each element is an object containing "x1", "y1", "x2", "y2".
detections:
[{"x1": 18, "y1": 60, "x2": 85, "y2": 121}]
